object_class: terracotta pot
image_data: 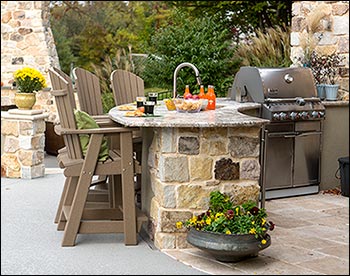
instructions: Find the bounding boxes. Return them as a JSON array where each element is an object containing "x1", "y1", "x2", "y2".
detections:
[
  {"x1": 14, "y1": 92, "x2": 36, "y2": 110},
  {"x1": 186, "y1": 228, "x2": 271, "y2": 262}
]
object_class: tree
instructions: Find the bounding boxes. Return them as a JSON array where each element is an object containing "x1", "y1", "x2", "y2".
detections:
[
  {"x1": 167, "y1": 1, "x2": 292, "y2": 43},
  {"x1": 49, "y1": 1, "x2": 172, "y2": 73}
]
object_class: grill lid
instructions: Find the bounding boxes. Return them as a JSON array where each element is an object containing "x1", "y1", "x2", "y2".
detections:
[{"x1": 231, "y1": 67, "x2": 317, "y2": 103}]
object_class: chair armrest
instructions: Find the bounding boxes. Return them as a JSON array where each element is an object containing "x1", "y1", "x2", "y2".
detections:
[
  {"x1": 92, "y1": 115, "x2": 110, "y2": 120},
  {"x1": 58, "y1": 126, "x2": 137, "y2": 135}
]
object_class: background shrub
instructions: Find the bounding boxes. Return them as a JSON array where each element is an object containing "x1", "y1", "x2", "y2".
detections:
[{"x1": 141, "y1": 12, "x2": 237, "y2": 97}]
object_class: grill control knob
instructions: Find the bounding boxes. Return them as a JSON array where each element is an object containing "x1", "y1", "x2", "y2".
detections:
[
  {"x1": 273, "y1": 113, "x2": 280, "y2": 120},
  {"x1": 290, "y1": 112, "x2": 298, "y2": 120},
  {"x1": 311, "y1": 111, "x2": 320, "y2": 118},
  {"x1": 318, "y1": 112, "x2": 325, "y2": 118},
  {"x1": 300, "y1": 111, "x2": 309, "y2": 119},
  {"x1": 279, "y1": 112, "x2": 287, "y2": 120}
]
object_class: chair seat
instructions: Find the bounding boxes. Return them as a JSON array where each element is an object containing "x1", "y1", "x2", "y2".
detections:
[{"x1": 58, "y1": 149, "x2": 124, "y2": 177}]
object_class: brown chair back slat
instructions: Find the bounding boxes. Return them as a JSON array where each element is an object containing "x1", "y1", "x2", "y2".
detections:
[
  {"x1": 49, "y1": 68, "x2": 83, "y2": 160},
  {"x1": 52, "y1": 67, "x2": 76, "y2": 110},
  {"x1": 73, "y1": 67, "x2": 104, "y2": 115},
  {"x1": 110, "y1": 69, "x2": 144, "y2": 105}
]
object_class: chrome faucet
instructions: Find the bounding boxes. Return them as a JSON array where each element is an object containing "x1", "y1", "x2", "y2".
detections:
[{"x1": 173, "y1": 62, "x2": 202, "y2": 98}]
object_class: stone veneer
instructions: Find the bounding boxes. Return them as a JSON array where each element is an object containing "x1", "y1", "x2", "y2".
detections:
[
  {"x1": 147, "y1": 126, "x2": 262, "y2": 249},
  {"x1": 1, "y1": 110, "x2": 48, "y2": 178},
  {"x1": 1, "y1": 1, "x2": 60, "y2": 121},
  {"x1": 291, "y1": 1, "x2": 349, "y2": 93},
  {"x1": 1, "y1": 1, "x2": 59, "y2": 87}
]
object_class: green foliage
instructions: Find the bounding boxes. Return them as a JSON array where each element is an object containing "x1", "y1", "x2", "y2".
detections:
[
  {"x1": 141, "y1": 11, "x2": 236, "y2": 97},
  {"x1": 209, "y1": 191, "x2": 233, "y2": 213}
]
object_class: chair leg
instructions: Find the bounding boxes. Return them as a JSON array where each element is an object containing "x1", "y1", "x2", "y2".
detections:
[
  {"x1": 121, "y1": 132, "x2": 137, "y2": 245},
  {"x1": 61, "y1": 134, "x2": 103, "y2": 247},
  {"x1": 57, "y1": 176, "x2": 79, "y2": 231},
  {"x1": 61, "y1": 173, "x2": 94, "y2": 246},
  {"x1": 54, "y1": 176, "x2": 70, "y2": 224}
]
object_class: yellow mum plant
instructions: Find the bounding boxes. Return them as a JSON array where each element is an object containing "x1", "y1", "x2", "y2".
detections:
[{"x1": 13, "y1": 67, "x2": 47, "y2": 93}]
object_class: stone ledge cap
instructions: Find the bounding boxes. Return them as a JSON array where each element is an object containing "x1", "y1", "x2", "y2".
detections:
[{"x1": 1, "y1": 110, "x2": 49, "y2": 120}]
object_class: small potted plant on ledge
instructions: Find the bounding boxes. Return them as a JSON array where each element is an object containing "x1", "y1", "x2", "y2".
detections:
[
  {"x1": 323, "y1": 53, "x2": 344, "y2": 101},
  {"x1": 310, "y1": 51, "x2": 327, "y2": 100},
  {"x1": 176, "y1": 191, "x2": 275, "y2": 262},
  {"x1": 13, "y1": 67, "x2": 47, "y2": 110},
  {"x1": 309, "y1": 51, "x2": 344, "y2": 101}
]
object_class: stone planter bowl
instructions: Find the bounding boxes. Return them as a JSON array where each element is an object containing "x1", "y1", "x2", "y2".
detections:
[{"x1": 187, "y1": 228, "x2": 271, "y2": 262}]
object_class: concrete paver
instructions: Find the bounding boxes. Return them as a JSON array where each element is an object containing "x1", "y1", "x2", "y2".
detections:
[
  {"x1": 2, "y1": 154, "x2": 349, "y2": 275},
  {"x1": 164, "y1": 193, "x2": 349, "y2": 275}
]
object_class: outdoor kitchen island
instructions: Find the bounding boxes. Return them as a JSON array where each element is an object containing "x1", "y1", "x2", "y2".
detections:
[{"x1": 109, "y1": 98, "x2": 269, "y2": 250}]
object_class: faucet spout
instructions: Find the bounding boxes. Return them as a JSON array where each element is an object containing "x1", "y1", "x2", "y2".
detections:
[{"x1": 173, "y1": 62, "x2": 202, "y2": 98}]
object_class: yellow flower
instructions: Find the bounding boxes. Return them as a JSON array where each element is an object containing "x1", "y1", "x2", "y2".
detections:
[
  {"x1": 261, "y1": 218, "x2": 266, "y2": 225},
  {"x1": 189, "y1": 216, "x2": 197, "y2": 224},
  {"x1": 235, "y1": 207, "x2": 240, "y2": 216},
  {"x1": 249, "y1": 228, "x2": 256, "y2": 234},
  {"x1": 13, "y1": 67, "x2": 46, "y2": 93},
  {"x1": 176, "y1": 221, "x2": 183, "y2": 229},
  {"x1": 261, "y1": 239, "x2": 267, "y2": 245},
  {"x1": 215, "y1": 212, "x2": 224, "y2": 219},
  {"x1": 205, "y1": 217, "x2": 212, "y2": 225},
  {"x1": 225, "y1": 230, "x2": 231, "y2": 234}
]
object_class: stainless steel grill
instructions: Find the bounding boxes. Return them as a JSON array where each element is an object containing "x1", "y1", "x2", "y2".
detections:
[{"x1": 231, "y1": 67, "x2": 325, "y2": 200}]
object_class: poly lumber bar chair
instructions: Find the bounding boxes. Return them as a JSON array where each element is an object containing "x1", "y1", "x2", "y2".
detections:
[
  {"x1": 49, "y1": 70, "x2": 146, "y2": 246},
  {"x1": 50, "y1": 68, "x2": 111, "y2": 225},
  {"x1": 110, "y1": 69, "x2": 144, "y2": 203}
]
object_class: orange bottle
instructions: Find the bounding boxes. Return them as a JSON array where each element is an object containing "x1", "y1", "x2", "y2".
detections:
[
  {"x1": 198, "y1": 85, "x2": 206, "y2": 99},
  {"x1": 206, "y1": 85, "x2": 216, "y2": 110},
  {"x1": 184, "y1": 85, "x2": 192, "y2": 99}
]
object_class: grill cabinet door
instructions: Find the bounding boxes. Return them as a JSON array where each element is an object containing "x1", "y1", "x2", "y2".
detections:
[
  {"x1": 293, "y1": 132, "x2": 321, "y2": 186},
  {"x1": 264, "y1": 132, "x2": 293, "y2": 190}
]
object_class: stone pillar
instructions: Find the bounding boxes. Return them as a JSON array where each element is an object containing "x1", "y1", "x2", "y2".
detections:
[
  {"x1": 1, "y1": 109, "x2": 49, "y2": 179},
  {"x1": 146, "y1": 126, "x2": 262, "y2": 250}
]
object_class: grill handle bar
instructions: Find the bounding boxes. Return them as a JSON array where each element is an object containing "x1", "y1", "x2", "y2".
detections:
[
  {"x1": 268, "y1": 131, "x2": 323, "y2": 138},
  {"x1": 265, "y1": 97, "x2": 322, "y2": 104}
]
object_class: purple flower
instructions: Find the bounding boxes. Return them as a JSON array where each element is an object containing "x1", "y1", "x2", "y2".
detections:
[
  {"x1": 250, "y1": 206, "x2": 259, "y2": 215},
  {"x1": 226, "y1": 209, "x2": 234, "y2": 219}
]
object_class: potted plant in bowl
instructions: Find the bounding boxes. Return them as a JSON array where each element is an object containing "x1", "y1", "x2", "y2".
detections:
[
  {"x1": 309, "y1": 51, "x2": 327, "y2": 100},
  {"x1": 13, "y1": 67, "x2": 47, "y2": 110},
  {"x1": 176, "y1": 191, "x2": 275, "y2": 262},
  {"x1": 309, "y1": 51, "x2": 345, "y2": 101},
  {"x1": 323, "y1": 53, "x2": 344, "y2": 101}
]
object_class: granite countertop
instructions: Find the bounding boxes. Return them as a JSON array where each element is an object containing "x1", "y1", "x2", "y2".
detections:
[
  {"x1": 108, "y1": 98, "x2": 269, "y2": 128},
  {"x1": 321, "y1": 100, "x2": 349, "y2": 107}
]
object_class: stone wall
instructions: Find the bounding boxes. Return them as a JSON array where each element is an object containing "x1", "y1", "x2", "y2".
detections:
[
  {"x1": 147, "y1": 126, "x2": 262, "y2": 249},
  {"x1": 1, "y1": 1, "x2": 60, "y2": 121},
  {"x1": 291, "y1": 1, "x2": 349, "y2": 93},
  {"x1": 1, "y1": 1, "x2": 59, "y2": 87}
]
